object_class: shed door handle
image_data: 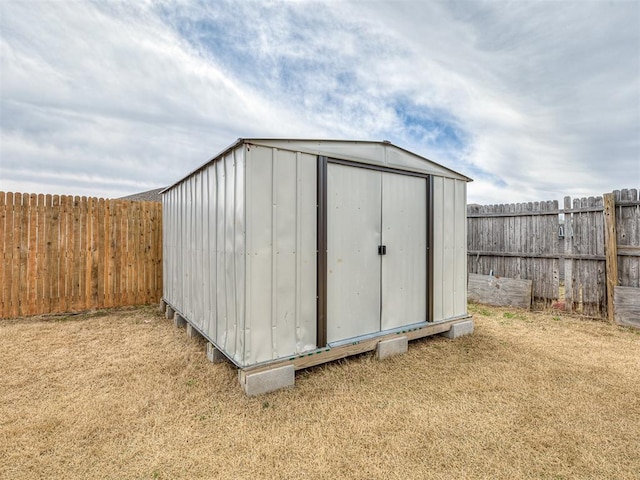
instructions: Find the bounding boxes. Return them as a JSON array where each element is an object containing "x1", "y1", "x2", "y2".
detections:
[{"x1": 378, "y1": 245, "x2": 387, "y2": 255}]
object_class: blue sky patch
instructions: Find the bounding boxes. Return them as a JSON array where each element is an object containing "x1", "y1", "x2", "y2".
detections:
[{"x1": 392, "y1": 100, "x2": 467, "y2": 151}]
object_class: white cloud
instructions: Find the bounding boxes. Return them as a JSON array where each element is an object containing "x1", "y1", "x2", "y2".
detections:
[{"x1": 0, "y1": 0, "x2": 638, "y2": 204}]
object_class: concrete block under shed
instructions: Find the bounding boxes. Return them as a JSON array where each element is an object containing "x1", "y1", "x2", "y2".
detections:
[
  {"x1": 441, "y1": 320, "x2": 474, "y2": 339},
  {"x1": 165, "y1": 305, "x2": 175, "y2": 320},
  {"x1": 376, "y1": 336, "x2": 408, "y2": 360},
  {"x1": 186, "y1": 323, "x2": 203, "y2": 339},
  {"x1": 174, "y1": 313, "x2": 186, "y2": 328},
  {"x1": 239, "y1": 365, "x2": 295, "y2": 396},
  {"x1": 206, "y1": 343, "x2": 227, "y2": 363}
]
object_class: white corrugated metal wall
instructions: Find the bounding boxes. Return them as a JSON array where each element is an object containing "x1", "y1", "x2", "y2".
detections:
[
  {"x1": 163, "y1": 144, "x2": 318, "y2": 366},
  {"x1": 432, "y1": 176, "x2": 467, "y2": 320},
  {"x1": 163, "y1": 146, "x2": 246, "y2": 363},
  {"x1": 244, "y1": 145, "x2": 317, "y2": 365}
]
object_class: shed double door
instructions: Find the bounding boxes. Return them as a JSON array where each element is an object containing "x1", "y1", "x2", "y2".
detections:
[{"x1": 327, "y1": 163, "x2": 427, "y2": 344}]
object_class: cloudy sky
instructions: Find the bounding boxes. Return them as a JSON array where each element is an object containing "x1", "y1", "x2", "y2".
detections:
[{"x1": 1, "y1": 0, "x2": 638, "y2": 204}]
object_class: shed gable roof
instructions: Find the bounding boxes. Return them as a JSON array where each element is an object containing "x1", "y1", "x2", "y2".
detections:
[
  {"x1": 247, "y1": 139, "x2": 472, "y2": 182},
  {"x1": 162, "y1": 138, "x2": 471, "y2": 194}
]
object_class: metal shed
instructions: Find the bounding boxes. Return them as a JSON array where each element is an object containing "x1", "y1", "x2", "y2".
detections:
[{"x1": 161, "y1": 139, "x2": 473, "y2": 394}]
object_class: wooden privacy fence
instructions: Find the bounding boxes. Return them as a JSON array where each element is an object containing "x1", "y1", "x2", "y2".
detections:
[
  {"x1": 0, "y1": 192, "x2": 162, "y2": 319},
  {"x1": 468, "y1": 188, "x2": 640, "y2": 324}
]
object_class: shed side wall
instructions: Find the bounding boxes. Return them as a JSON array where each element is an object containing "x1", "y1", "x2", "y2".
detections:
[
  {"x1": 244, "y1": 145, "x2": 317, "y2": 365},
  {"x1": 162, "y1": 146, "x2": 246, "y2": 362},
  {"x1": 432, "y1": 177, "x2": 468, "y2": 320}
]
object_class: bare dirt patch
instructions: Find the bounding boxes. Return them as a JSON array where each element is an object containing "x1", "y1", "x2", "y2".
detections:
[{"x1": 1, "y1": 304, "x2": 639, "y2": 479}]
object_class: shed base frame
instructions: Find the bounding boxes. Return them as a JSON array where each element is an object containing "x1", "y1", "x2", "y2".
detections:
[
  {"x1": 160, "y1": 299, "x2": 472, "y2": 395},
  {"x1": 240, "y1": 316, "x2": 473, "y2": 385}
]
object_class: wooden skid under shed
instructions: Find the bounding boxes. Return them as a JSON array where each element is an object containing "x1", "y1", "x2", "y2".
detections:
[{"x1": 240, "y1": 316, "x2": 472, "y2": 375}]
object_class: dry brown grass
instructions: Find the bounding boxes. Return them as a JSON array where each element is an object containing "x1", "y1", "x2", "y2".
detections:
[{"x1": 1, "y1": 304, "x2": 639, "y2": 480}]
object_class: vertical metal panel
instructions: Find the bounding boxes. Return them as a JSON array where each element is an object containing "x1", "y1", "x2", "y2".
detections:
[
  {"x1": 274, "y1": 149, "x2": 297, "y2": 356},
  {"x1": 198, "y1": 172, "x2": 207, "y2": 332},
  {"x1": 327, "y1": 163, "x2": 381, "y2": 343},
  {"x1": 205, "y1": 167, "x2": 216, "y2": 339},
  {"x1": 245, "y1": 145, "x2": 274, "y2": 363},
  {"x1": 431, "y1": 176, "x2": 467, "y2": 321},
  {"x1": 177, "y1": 182, "x2": 186, "y2": 316},
  {"x1": 442, "y1": 177, "x2": 456, "y2": 318},
  {"x1": 432, "y1": 177, "x2": 444, "y2": 321},
  {"x1": 177, "y1": 183, "x2": 184, "y2": 314},
  {"x1": 179, "y1": 181, "x2": 187, "y2": 317},
  {"x1": 270, "y1": 148, "x2": 279, "y2": 358},
  {"x1": 172, "y1": 185, "x2": 179, "y2": 312},
  {"x1": 190, "y1": 174, "x2": 198, "y2": 322},
  {"x1": 177, "y1": 184, "x2": 183, "y2": 312},
  {"x1": 215, "y1": 158, "x2": 227, "y2": 349},
  {"x1": 224, "y1": 152, "x2": 238, "y2": 360},
  {"x1": 454, "y1": 180, "x2": 467, "y2": 313},
  {"x1": 169, "y1": 187, "x2": 178, "y2": 310},
  {"x1": 381, "y1": 173, "x2": 427, "y2": 330},
  {"x1": 182, "y1": 180, "x2": 189, "y2": 318},
  {"x1": 185, "y1": 177, "x2": 194, "y2": 322},
  {"x1": 244, "y1": 145, "x2": 253, "y2": 361},
  {"x1": 244, "y1": 145, "x2": 318, "y2": 365},
  {"x1": 198, "y1": 172, "x2": 206, "y2": 330},
  {"x1": 234, "y1": 148, "x2": 246, "y2": 360},
  {"x1": 162, "y1": 191, "x2": 169, "y2": 301},
  {"x1": 298, "y1": 152, "x2": 318, "y2": 352},
  {"x1": 208, "y1": 164, "x2": 218, "y2": 340},
  {"x1": 192, "y1": 174, "x2": 202, "y2": 328}
]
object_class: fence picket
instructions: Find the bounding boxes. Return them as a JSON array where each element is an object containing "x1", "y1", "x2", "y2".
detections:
[
  {"x1": 12, "y1": 193, "x2": 22, "y2": 317},
  {"x1": 36, "y1": 194, "x2": 45, "y2": 313},
  {"x1": 0, "y1": 192, "x2": 8, "y2": 315},
  {"x1": 27, "y1": 194, "x2": 38, "y2": 315}
]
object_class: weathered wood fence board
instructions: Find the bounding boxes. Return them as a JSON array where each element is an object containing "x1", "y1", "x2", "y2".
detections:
[
  {"x1": 468, "y1": 273, "x2": 532, "y2": 308},
  {"x1": 0, "y1": 191, "x2": 162, "y2": 319},
  {"x1": 469, "y1": 188, "x2": 639, "y2": 320},
  {"x1": 614, "y1": 286, "x2": 640, "y2": 328}
]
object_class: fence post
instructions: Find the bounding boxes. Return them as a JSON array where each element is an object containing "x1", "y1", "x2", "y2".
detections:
[
  {"x1": 563, "y1": 196, "x2": 573, "y2": 312},
  {"x1": 603, "y1": 192, "x2": 618, "y2": 323}
]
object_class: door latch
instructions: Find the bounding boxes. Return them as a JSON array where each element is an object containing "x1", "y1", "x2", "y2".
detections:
[{"x1": 378, "y1": 245, "x2": 387, "y2": 255}]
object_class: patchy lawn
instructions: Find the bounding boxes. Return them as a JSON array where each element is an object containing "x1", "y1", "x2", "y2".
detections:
[{"x1": 1, "y1": 304, "x2": 638, "y2": 479}]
